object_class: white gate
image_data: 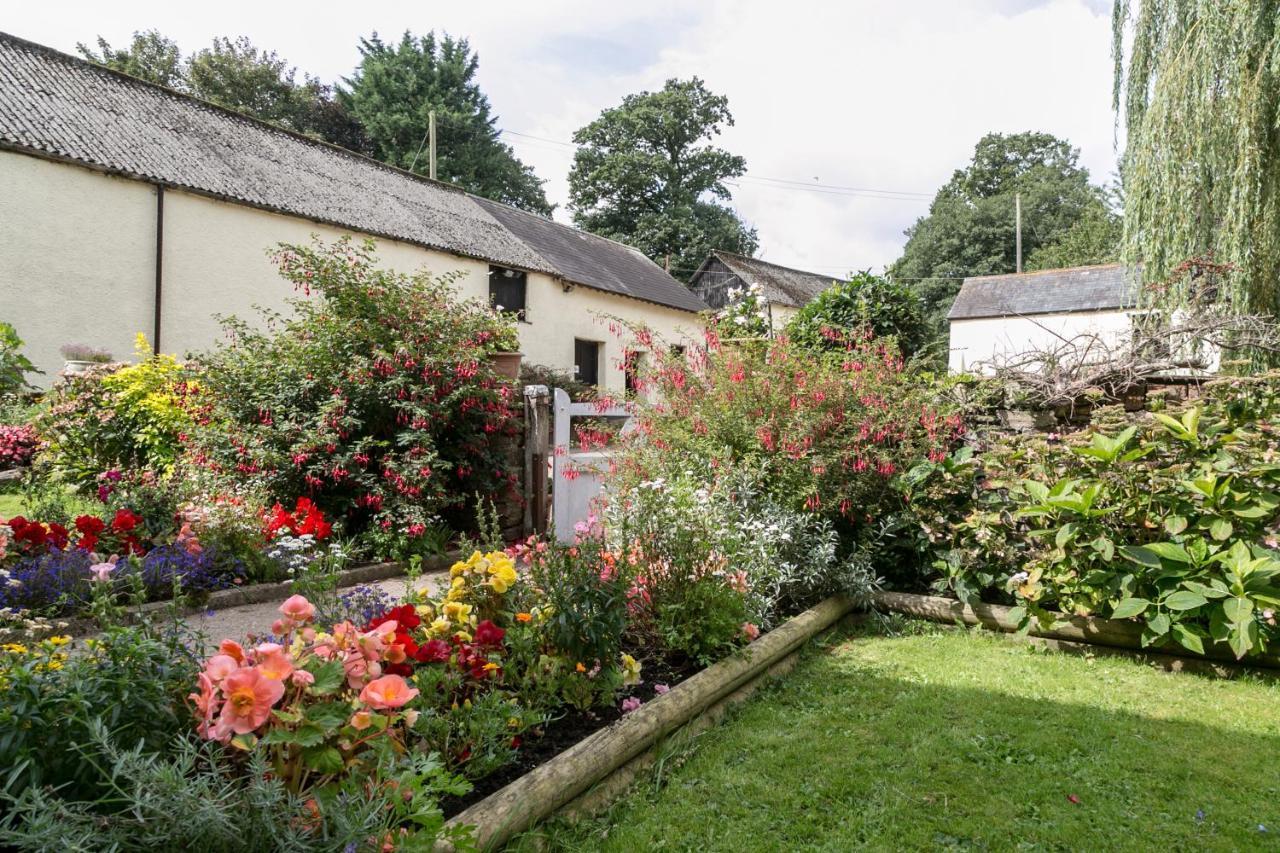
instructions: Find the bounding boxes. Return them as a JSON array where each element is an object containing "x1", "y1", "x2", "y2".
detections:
[{"x1": 551, "y1": 388, "x2": 633, "y2": 543}]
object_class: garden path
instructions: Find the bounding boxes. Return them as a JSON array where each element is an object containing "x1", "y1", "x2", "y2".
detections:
[{"x1": 183, "y1": 568, "x2": 450, "y2": 650}]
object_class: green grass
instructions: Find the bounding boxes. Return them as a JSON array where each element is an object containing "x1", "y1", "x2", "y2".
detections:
[
  {"x1": 519, "y1": 621, "x2": 1280, "y2": 852},
  {"x1": 0, "y1": 489, "x2": 24, "y2": 518}
]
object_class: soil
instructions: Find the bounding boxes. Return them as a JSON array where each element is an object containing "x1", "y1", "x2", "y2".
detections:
[{"x1": 441, "y1": 653, "x2": 700, "y2": 817}]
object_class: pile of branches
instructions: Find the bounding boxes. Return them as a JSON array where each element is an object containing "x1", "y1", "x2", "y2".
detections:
[{"x1": 983, "y1": 310, "x2": 1280, "y2": 409}]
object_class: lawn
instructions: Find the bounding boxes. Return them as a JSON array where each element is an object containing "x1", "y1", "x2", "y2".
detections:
[
  {"x1": 0, "y1": 490, "x2": 24, "y2": 518},
  {"x1": 521, "y1": 620, "x2": 1280, "y2": 852}
]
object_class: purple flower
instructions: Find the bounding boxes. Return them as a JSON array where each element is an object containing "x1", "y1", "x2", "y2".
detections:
[{"x1": 620, "y1": 696, "x2": 642, "y2": 714}]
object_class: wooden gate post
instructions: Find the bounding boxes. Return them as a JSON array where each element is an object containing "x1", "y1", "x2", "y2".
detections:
[{"x1": 523, "y1": 384, "x2": 551, "y2": 536}]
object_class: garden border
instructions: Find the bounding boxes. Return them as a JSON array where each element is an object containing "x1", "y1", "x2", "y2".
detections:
[
  {"x1": 63, "y1": 550, "x2": 462, "y2": 636},
  {"x1": 438, "y1": 594, "x2": 858, "y2": 852},
  {"x1": 873, "y1": 590, "x2": 1280, "y2": 671}
]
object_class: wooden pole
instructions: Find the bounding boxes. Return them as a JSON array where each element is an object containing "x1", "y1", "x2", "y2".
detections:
[
  {"x1": 1013, "y1": 192, "x2": 1024, "y2": 272},
  {"x1": 428, "y1": 110, "x2": 437, "y2": 181}
]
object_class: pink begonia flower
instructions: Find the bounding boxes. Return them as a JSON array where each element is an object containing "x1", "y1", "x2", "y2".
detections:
[
  {"x1": 215, "y1": 667, "x2": 285, "y2": 736},
  {"x1": 290, "y1": 669, "x2": 315, "y2": 687},
  {"x1": 344, "y1": 654, "x2": 381, "y2": 689},
  {"x1": 188, "y1": 672, "x2": 219, "y2": 739},
  {"x1": 278, "y1": 594, "x2": 316, "y2": 625},
  {"x1": 88, "y1": 554, "x2": 119, "y2": 583},
  {"x1": 219, "y1": 639, "x2": 246, "y2": 664},
  {"x1": 271, "y1": 619, "x2": 288, "y2": 636},
  {"x1": 653, "y1": 683, "x2": 670, "y2": 695},
  {"x1": 359, "y1": 674, "x2": 420, "y2": 710},
  {"x1": 620, "y1": 696, "x2": 642, "y2": 714},
  {"x1": 255, "y1": 644, "x2": 294, "y2": 681},
  {"x1": 203, "y1": 654, "x2": 239, "y2": 684},
  {"x1": 350, "y1": 709, "x2": 373, "y2": 730},
  {"x1": 741, "y1": 622, "x2": 760, "y2": 642}
]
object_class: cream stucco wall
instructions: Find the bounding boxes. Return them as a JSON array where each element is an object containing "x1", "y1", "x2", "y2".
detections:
[
  {"x1": 767, "y1": 302, "x2": 799, "y2": 331},
  {"x1": 1, "y1": 152, "x2": 156, "y2": 382},
  {"x1": 948, "y1": 309, "x2": 1133, "y2": 374},
  {"x1": 2, "y1": 151, "x2": 703, "y2": 393}
]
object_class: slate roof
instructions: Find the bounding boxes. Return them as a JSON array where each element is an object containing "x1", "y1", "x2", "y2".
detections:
[
  {"x1": 476, "y1": 199, "x2": 707, "y2": 313},
  {"x1": 0, "y1": 31, "x2": 704, "y2": 314},
  {"x1": 948, "y1": 264, "x2": 1139, "y2": 320},
  {"x1": 697, "y1": 251, "x2": 835, "y2": 308}
]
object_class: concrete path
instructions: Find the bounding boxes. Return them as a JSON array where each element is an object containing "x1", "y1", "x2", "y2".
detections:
[{"x1": 184, "y1": 569, "x2": 449, "y2": 650}]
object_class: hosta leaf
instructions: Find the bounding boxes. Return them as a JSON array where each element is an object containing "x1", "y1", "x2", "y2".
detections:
[
  {"x1": 1110, "y1": 598, "x2": 1150, "y2": 619},
  {"x1": 1164, "y1": 590, "x2": 1208, "y2": 611}
]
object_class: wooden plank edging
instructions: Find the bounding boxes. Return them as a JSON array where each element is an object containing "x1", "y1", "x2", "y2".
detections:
[
  {"x1": 873, "y1": 590, "x2": 1280, "y2": 670},
  {"x1": 439, "y1": 594, "x2": 857, "y2": 852}
]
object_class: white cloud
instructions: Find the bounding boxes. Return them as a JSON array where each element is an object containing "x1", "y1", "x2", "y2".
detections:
[{"x1": 6, "y1": 0, "x2": 1117, "y2": 275}]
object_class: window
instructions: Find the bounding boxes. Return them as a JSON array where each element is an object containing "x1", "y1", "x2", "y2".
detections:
[
  {"x1": 574, "y1": 339, "x2": 601, "y2": 388},
  {"x1": 488, "y1": 265, "x2": 527, "y2": 320}
]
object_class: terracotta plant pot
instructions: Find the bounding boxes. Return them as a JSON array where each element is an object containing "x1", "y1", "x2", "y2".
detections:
[{"x1": 488, "y1": 351, "x2": 523, "y2": 381}]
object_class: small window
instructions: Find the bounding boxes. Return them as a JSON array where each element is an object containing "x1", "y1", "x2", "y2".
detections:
[
  {"x1": 574, "y1": 339, "x2": 601, "y2": 388},
  {"x1": 489, "y1": 265, "x2": 527, "y2": 320}
]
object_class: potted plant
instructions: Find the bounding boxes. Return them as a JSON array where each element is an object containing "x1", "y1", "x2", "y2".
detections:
[
  {"x1": 486, "y1": 314, "x2": 523, "y2": 381},
  {"x1": 59, "y1": 343, "x2": 113, "y2": 377}
]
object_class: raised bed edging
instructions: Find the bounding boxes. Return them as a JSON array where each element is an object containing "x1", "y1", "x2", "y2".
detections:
[
  {"x1": 438, "y1": 594, "x2": 858, "y2": 852},
  {"x1": 874, "y1": 590, "x2": 1280, "y2": 671},
  {"x1": 64, "y1": 550, "x2": 461, "y2": 636}
]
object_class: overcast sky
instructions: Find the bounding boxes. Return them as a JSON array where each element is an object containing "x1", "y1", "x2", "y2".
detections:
[{"x1": 8, "y1": 0, "x2": 1118, "y2": 277}]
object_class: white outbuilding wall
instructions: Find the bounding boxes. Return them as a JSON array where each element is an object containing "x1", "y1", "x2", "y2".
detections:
[
  {"x1": 948, "y1": 308, "x2": 1133, "y2": 374},
  {"x1": 1, "y1": 151, "x2": 701, "y2": 394}
]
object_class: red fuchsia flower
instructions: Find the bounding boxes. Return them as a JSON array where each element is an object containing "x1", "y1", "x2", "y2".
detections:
[
  {"x1": 359, "y1": 674, "x2": 420, "y2": 710},
  {"x1": 214, "y1": 667, "x2": 285, "y2": 738}
]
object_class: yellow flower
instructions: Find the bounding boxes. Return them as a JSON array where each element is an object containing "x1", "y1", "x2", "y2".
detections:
[
  {"x1": 429, "y1": 618, "x2": 452, "y2": 637},
  {"x1": 620, "y1": 653, "x2": 643, "y2": 686},
  {"x1": 453, "y1": 630, "x2": 473, "y2": 643},
  {"x1": 2, "y1": 643, "x2": 28, "y2": 655},
  {"x1": 442, "y1": 600, "x2": 472, "y2": 624},
  {"x1": 45, "y1": 635, "x2": 71, "y2": 647},
  {"x1": 488, "y1": 561, "x2": 517, "y2": 594},
  {"x1": 483, "y1": 662, "x2": 500, "y2": 672}
]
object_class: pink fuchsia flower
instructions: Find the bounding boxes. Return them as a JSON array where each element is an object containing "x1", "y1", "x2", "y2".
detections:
[
  {"x1": 255, "y1": 643, "x2": 294, "y2": 681},
  {"x1": 741, "y1": 622, "x2": 760, "y2": 642},
  {"x1": 620, "y1": 696, "x2": 642, "y2": 714},
  {"x1": 88, "y1": 554, "x2": 119, "y2": 583},
  {"x1": 278, "y1": 594, "x2": 316, "y2": 626},
  {"x1": 653, "y1": 683, "x2": 670, "y2": 695},
  {"x1": 359, "y1": 674, "x2": 420, "y2": 710},
  {"x1": 216, "y1": 667, "x2": 285, "y2": 736}
]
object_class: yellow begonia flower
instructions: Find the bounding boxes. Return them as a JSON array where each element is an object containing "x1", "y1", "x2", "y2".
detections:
[
  {"x1": 620, "y1": 653, "x2": 642, "y2": 686},
  {"x1": 454, "y1": 631, "x2": 473, "y2": 643},
  {"x1": 488, "y1": 562, "x2": 517, "y2": 594},
  {"x1": 429, "y1": 618, "x2": 452, "y2": 637},
  {"x1": 442, "y1": 601, "x2": 472, "y2": 623}
]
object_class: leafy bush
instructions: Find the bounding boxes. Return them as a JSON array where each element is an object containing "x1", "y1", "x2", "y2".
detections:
[
  {"x1": 904, "y1": 375, "x2": 1280, "y2": 658},
  {"x1": 189, "y1": 237, "x2": 521, "y2": 558},
  {"x1": 616, "y1": 330, "x2": 961, "y2": 529},
  {"x1": 0, "y1": 321, "x2": 40, "y2": 395},
  {"x1": 788, "y1": 271, "x2": 927, "y2": 358},
  {"x1": 712, "y1": 281, "x2": 771, "y2": 338},
  {"x1": 34, "y1": 336, "x2": 195, "y2": 488}
]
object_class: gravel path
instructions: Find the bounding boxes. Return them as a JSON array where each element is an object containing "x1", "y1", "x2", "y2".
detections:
[{"x1": 184, "y1": 569, "x2": 450, "y2": 651}]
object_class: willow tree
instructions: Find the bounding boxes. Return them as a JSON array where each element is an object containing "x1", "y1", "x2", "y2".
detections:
[{"x1": 1113, "y1": 1, "x2": 1280, "y2": 315}]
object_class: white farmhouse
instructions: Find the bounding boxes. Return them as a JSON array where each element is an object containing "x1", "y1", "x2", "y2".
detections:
[
  {"x1": 0, "y1": 33, "x2": 707, "y2": 391},
  {"x1": 947, "y1": 264, "x2": 1140, "y2": 374}
]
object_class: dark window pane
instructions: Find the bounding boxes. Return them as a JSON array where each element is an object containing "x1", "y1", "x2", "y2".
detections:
[
  {"x1": 488, "y1": 265, "x2": 527, "y2": 319},
  {"x1": 575, "y1": 339, "x2": 600, "y2": 387}
]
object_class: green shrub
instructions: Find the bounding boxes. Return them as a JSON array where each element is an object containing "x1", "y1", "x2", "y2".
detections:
[
  {"x1": 189, "y1": 237, "x2": 521, "y2": 558},
  {"x1": 33, "y1": 336, "x2": 195, "y2": 489},
  {"x1": 904, "y1": 375, "x2": 1280, "y2": 658},
  {"x1": 787, "y1": 271, "x2": 927, "y2": 358},
  {"x1": 0, "y1": 322, "x2": 39, "y2": 396}
]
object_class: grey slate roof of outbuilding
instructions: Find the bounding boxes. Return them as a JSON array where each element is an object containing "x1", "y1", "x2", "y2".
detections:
[
  {"x1": 697, "y1": 251, "x2": 836, "y2": 308},
  {"x1": 475, "y1": 199, "x2": 708, "y2": 313},
  {"x1": 0, "y1": 31, "x2": 705, "y2": 314},
  {"x1": 947, "y1": 264, "x2": 1139, "y2": 320}
]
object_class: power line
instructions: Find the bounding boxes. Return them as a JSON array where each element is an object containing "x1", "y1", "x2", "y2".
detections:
[{"x1": 498, "y1": 128, "x2": 934, "y2": 202}]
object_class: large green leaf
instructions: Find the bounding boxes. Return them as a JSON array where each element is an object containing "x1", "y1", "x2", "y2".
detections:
[
  {"x1": 1170, "y1": 623, "x2": 1205, "y2": 655},
  {"x1": 1120, "y1": 545, "x2": 1161, "y2": 568},
  {"x1": 1110, "y1": 597, "x2": 1150, "y2": 619},
  {"x1": 1208, "y1": 517, "x2": 1234, "y2": 541},
  {"x1": 1164, "y1": 590, "x2": 1208, "y2": 611}
]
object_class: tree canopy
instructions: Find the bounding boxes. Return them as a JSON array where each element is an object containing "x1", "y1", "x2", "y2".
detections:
[
  {"x1": 788, "y1": 271, "x2": 928, "y2": 359},
  {"x1": 568, "y1": 78, "x2": 757, "y2": 281},
  {"x1": 889, "y1": 131, "x2": 1118, "y2": 339},
  {"x1": 77, "y1": 30, "x2": 185, "y2": 89},
  {"x1": 342, "y1": 32, "x2": 552, "y2": 215},
  {"x1": 1113, "y1": 1, "x2": 1280, "y2": 316}
]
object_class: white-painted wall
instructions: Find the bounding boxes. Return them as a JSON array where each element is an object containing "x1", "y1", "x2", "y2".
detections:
[
  {"x1": 948, "y1": 309, "x2": 1133, "y2": 374},
  {"x1": 1, "y1": 151, "x2": 702, "y2": 394}
]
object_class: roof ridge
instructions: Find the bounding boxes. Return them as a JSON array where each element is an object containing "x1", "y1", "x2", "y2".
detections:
[
  {"x1": 714, "y1": 249, "x2": 837, "y2": 281},
  {"x1": 963, "y1": 262, "x2": 1129, "y2": 283}
]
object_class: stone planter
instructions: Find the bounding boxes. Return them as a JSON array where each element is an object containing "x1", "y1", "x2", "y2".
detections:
[
  {"x1": 60, "y1": 359, "x2": 99, "y2": 377},
  {"x1": 998, "y1": 408, "x2": 1055, "y2": 431},
  {"x1": 488, "y1": 351, "x2": 523, "y2": 381}
]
